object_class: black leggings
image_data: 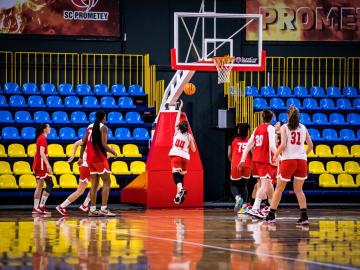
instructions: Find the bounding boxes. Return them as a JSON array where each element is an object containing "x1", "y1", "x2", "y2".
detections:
[{"x1": 230, "y1": 180, "x2": 248, "y2": 203}]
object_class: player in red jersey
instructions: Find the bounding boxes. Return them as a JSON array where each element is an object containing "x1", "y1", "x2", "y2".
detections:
[
  {"x1": 32, "y1": 123, "x2": 53, "y2": 214},
  {"x1": 80, "y1": 110, "x2": 117, "y2": 217},
  {"x1": 265, "y1": 106, "x2": 313, "y2": 225},
  {"x1": 238, "y1": 110, "x2": 277, "y2": 219},
  {"x1": 228, "y1": 123, "x2": 251, "y2": 213}
]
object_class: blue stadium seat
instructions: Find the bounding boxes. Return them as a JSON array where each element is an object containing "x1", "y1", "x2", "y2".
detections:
[
  {"x1": 300, "y1": 113, "x2": 312, "y2": 124},
  {"x1": 347, "y1": 113, "x2": 360, "y2": 125},
  {"x1": 329, "y1": 113, "x2": 346, "y2": 125},
  {"x1": 71, "y1": 111, "x2": 88, "y2": 124},
  {"x1": 40, "y1": 83, "x2": 57, "y2": 95},
  {"x1": 52, "y1": 111, "x2": 70, "y2": 124},
  {"x1": 78, "y1": 127, "x2": 87, "y2": 139},
  {"x1": 313, "y1": 113, "x2": 329, "y2": 125},
  {"x1": 0, "y1": 96, "x2": 8, "y2": 107},
  {"x1": 108, "y1": 128, "x2": 115, "y2": 140},
  {"x1": 286, "y1": 98, "x2": 302, "y2": 109},
  {"x1": 58, "y1": 83, "x2": 75, "y2": 95},
  {"x1": 303, "y1": 98, "x2": 319, "y2": 110},
  {"x1": 340, "y1": 129, "x2": 356, "y2": 141},
  {"x1": 308, "y1": 128, "x2": 322, "y2": 140},
  {"x1": 10, "y1": 95, "x2": 27, "y2": 107},
  {"x1": 34, "y1": 111, "x2": 51, "y2": 123},
  {"x1": 76, "y1": 84, "x2": 93, "y2": 96},
  {"x1": 253, "y1": 98, "x2": 268, "y2": 110},
  {"x1": 118, "y1": 97, "x2": 136, "y2": 108},
  {"x1": 271, "y1": 114, "x2": 277, "y2": 125},
  {"x1": 0, "y1": 111, "x2": 13, "y2": 123},
  {"x1": 354, "y1": 99, "x2": 360, "y2": 110},
  {"x1": 48, "y1": 128, "x2": 59, "y2": 140},
  {"x1": 111, "y1": 84, "x2": 128, "y2": 96},
  {"x1": 2, "y1": 127, "x2": 20, "y2": 140},
  {"x1": 115, "y1": 128, "x2": 133, "y2": 140},
  {"x1": 294, "y1": 86, "x2": 311, "y2": 97},
  {"x1": 358, "y1": 130, "x2": 360, "y2": 140},
  {"x1": 28, "y1": 95, "x2": 45, "y2": 108},
  {"x1": 100, "y1": 96, "x2": 117, "y2": 108},
  {"x1": 46, "y1": 96, "x2": 64, "y2": 108},
  {"x1": 327, "y1": 86, "x2": 343, "y2": 97},
  {"x1": 125, "y1": 112, "x2": 144, "y2": 124},
  {"x1": 22, "y1": 83, "x2": 39, "y2": 94},
  {"x1": 261, "y1": 86, "x2": 276, "y2": 97},
  {"x1": 343, "y1": 86, "x2": 359, "y2": 97},
  {"x1": 15, "y1": 111, "x2": 32, "y2": 123},
  {"x1": 245, "y1": 86, "x2": 259, "y2": 97},
  {"x1": 319, "y1": 98, "x2": 336, "y2": 110},
  {"x1": 277, "y1": 86, "x2": 292, "y2": 97},
  {"x1": 59, "y1": 127, "x2": 77, "y2": 140},
  {"x1": 336, "y1": 98, "x2": 353, "y2": 110},
  {"x1": 94, "y1": 84, "x2": 110, "y2": 96},
  {"x1": 278, "y1": 113, "x2": 288, "y2": 123},
  {"x1": 83, "y1": 96, "x2": 100, "y2": 108},
  {"x1": 64, "y1": 96, "x2": 82, "y2": 108},
  {"x1": 21, "y1": 127, "x2": 35, "y2": 140},
  {"x1": 133, "y1": 128, "x2": 150, "y2": 140},
  {"x1": 310, "y1": 86, "x2": 326, "y2": 97},
  {"x1": 128, "y1": 84, "x2": 146, "y2": 96},
  {"x1": 323, "y1": 129, "x2": 340, "y2": 141},
  {"x1": 108, "y1": 112, "x2": 125, "y2": 124},
  {"x1": 89, "y1": 111, "x2": 96, "y2": 122},
  {"x1": 4, "y1": 83, "x2": 20, "y2": 94},
  {"x1": 269, "y1": 98, "x2": 285, "y2": 109}
]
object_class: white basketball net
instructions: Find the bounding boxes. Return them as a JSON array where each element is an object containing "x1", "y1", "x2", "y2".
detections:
[{"x1": 212, "y1": 56, "x2": 235, "y2": 84}]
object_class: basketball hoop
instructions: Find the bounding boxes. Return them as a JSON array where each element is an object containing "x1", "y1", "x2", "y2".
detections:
[{"x1": 212, "y1": 56, "x2": 235, "y2": 84}]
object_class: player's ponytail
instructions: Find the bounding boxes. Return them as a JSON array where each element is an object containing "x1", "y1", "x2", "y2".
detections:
[
  {"x1": 287, "y1": 106, "x2": 300, "y2": 130},
  {"x1": 92, "y1": 110, "x2": 107, "y2": 156},
  {"x1": 35, "y1": 123, "x2": 48, "y2": 140},
  {"x1": 237, "y1": 123, "x2": 250, "y2": 140}
]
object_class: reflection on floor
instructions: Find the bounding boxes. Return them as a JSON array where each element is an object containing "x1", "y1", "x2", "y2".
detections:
[{"x1": 0, "y1": 208, "x2": 359, "y2": 269}]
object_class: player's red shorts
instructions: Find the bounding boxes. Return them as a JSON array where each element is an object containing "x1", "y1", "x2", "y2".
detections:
[
  {"x1": 170, "y1": 156, "x2": 189, "y2": 174},
  {"x1": 231, "y1": 166, "x2": 251, "y2": 180},
  {"x1": 252, "y1": 161, "x2": 277, "y2": 180},
  {"x1": 278, "y1": 159, "x2": 307, "y2": 182},
  {"x1": 88, "y1": 160, "x2": 110, "y2": 175},
  {"x1": 79, "y1": 166, "x2": 91, "y2": 183},
  {"x1": 33, "y1": 168, "x2": 51, "y2": 180}
]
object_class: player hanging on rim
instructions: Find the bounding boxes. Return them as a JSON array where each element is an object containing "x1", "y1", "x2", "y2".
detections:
[
  {"x1": 32, "y1": 123, "x2": 53, "y2": 214},
  {"x1": 80, "y1": 110, "x2": 117, "y2": 217},
  {"x1": 55, "y1": 139, "x2": 102, "y2": 216},
  {"x1": 228, "y1": 123, "x2": 252, "y2": 213},
  {"x1": 169, "y1": 100, "x2": 196, "y2": 204},
  {"x1": 265, "y1": 106, "x2": 313, "y2": 225},
  {"x1": 238, "y1": 110, "x2": 277, "y2": 219}
]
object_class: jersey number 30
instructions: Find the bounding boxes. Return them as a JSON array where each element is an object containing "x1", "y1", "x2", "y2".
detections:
[{"x1": 255, "y1": 135, "x2": 263, "y2": 146}]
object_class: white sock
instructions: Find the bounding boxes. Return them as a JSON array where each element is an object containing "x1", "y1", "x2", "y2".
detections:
[
  {"x1": 39, "y1": 195, "x2": 48, "y2": 207},
  {"x1": 60, "y1": 199, "x2": 71, "y2": 209},
  {"x1": 34, "y1": 199, "x2": 40, "y2": 209},
  {"x1": 176, "y1": 183, "x2": 183, "y2": 193},
  {"x1": 101, "y1": 205, "x2": 107, "y2": 211},
  {"x1": 268, "y1": 198, "x2": 272, "y2": 205},
  {"x1": 90, "y1": 206, "x2": 96, "y2": 212},
  {"x1": 83, "y1": 197, "x2": 91, "y2": 206},
  {"x1": 235, "y1": 195, "x2": 241, "y2": 201},
  {"x1": 253, "y1": 198, "x2": 262, "y2": 210}
]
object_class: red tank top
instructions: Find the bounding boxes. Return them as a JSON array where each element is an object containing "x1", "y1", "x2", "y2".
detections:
[
  {"x1": 252, "y1": 124, "x2": 272, "y2": 164},
  {"x1": 231, "y1": 136, "x2": 252, "y2": 168},
  {"x1": 32, "y1": 134, "x2": 48, "y2": 170},
  {"x1": 83, "y1": 124, "x2": 107, "y2": 163}
]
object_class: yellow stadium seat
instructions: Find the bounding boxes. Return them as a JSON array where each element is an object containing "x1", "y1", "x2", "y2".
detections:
[
  {"x1": 110, "y1": 174, "x2": 120, "y2": 188},
  {"x1": 0, "y1": 161, "x2": 12, "y2": 174},
  {"x1": 344, "y1": 161, "x2": 360, "y2": 174},
  {"x1": 66, "y1": 144, "x2": 81, "y2": 158},
  {"x1": 356, "y1": 175, "x2": 360, "y2": 187},
  {"x1": 13, "y1": 161, "x2": 32, "y2": 175},
  {"x1": 72, "y1": 162, "x2": 80, "y2": 175},
  {"x1": 44, "y1": 175, "x2": 60, "y2": 189},
  {"x1": 309, "y1": 161, "x2": 326, "y2": 174},
  {"x1": 319, "y1": 174, "x2": 338, "y2": 188},
  {"x1": 8, "y1": 144, "x2": 27, "y2": 157},
  {"x1": 351, "y1": 145, "x2": 360, "y2": 158},
  {"x1": 27, "y1": 144, "x2": 36, "y2": 157},
  {"x1": 48, "y1": 144, "x2": 66, "y2": 158},
  {"x1": 338, "y1": 174, "x2": 357, "y2": 188},
  {"x1": 0, "y1": 175, "x2": 18, "y2": 189},
  {"x1": 108, "y1": 144, "x2": 123, "y2": 157},
  {"x1": 54, "y1": 161, "x2": 73, "y2": 175},
  {"x1": 326, "y1": 161, "x2": 344, "y2": 174},
  {"x1": 0, "y1": 144, "x2": 7, "y2": 157},
  {"x1": 304, "y1": 145, "x2": 317, "y2": 157},
  {"x1": 123, "y1": 144, "x2": 142, "y2": 157},
  {"x1": 59, "y1": 174, "x2": 78, "y2": 188},
  {"x1": 333, "y1": 145, "x2": 352, "y2": 157},
  {"x1": 111, "y1": 161, "x2": 131, "y2": 175},
  {"x1": 130, "y1": 161, "x2": 146, "y2": 174},
  {"x1": 316, "y1": 145, "x2": 333, "y2": 157},
  {"x1": 19, "y1": 174, "x2": 37, "y2": 188}
]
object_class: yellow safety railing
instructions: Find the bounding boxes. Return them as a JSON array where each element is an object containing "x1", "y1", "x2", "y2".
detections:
[
  {"x1": 286, "y1": 57, "x2": 347, "y2": 89},
  {"x1": 0, "y1": 51, "x2": 13, "y2": 83},
  {"x1": 346, "y1": 57, "x2": 360, "y2": 89},
  {"x1": 14, "y1": 52, "x2": 79, "y2": 87}
]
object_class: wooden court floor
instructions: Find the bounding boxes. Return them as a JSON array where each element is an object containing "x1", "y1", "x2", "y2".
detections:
[{"x1": 0, "y1": 208, "x2": 359, "y2": 269}]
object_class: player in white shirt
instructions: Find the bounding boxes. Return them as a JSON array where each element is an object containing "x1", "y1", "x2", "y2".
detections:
[
  {"x1": 265, "y1": 106, "x2": 314, "y2": 225},
  {"x1": 169, "y1": 100, "x2": 196, "y2": 204}
]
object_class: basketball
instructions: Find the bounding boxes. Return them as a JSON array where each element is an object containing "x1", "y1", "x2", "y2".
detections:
[{"x1": 183, "y1": 83, "x2": 196, "y2": 95}]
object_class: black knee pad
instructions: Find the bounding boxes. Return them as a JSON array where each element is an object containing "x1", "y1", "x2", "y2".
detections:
[
  {"x1": 44, "y1": 177, "x2": 54, "y2": 193},
  {"x1": 173, "y1": 173, "x2": 183, "y2": 185}
]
